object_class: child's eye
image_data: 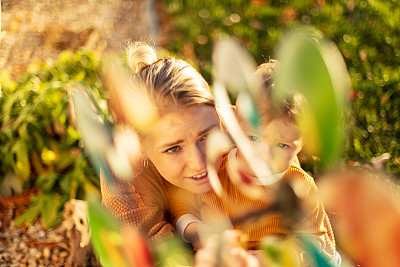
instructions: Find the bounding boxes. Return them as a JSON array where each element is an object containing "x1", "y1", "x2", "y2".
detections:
[
  {"x1": 276, "y1": 143, "x2": 289, "y2": 149},
  {"x1": 249, "y1": 136, "x2": 261, "y2": 142},
  {"x1": 164, "y1": 146, "x2": 180, "y2": 154}
]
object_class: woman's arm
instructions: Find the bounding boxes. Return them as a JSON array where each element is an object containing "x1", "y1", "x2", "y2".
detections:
[{"x1": 100, "y1": 168, "x2": 174, "y2": 242}]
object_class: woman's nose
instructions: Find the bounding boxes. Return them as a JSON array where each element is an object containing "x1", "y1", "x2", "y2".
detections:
[{"x1": 187, "y1": 143, "x2": 207, "y2": 172}]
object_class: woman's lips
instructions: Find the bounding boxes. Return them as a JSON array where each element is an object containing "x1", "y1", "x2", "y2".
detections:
[{"x1": 188, "y1": 171, "x2": 209, "y2": 184}]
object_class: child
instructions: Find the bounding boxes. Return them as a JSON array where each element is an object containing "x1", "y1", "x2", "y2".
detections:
[{"x1": 170, "y1": 60, "x2": 340, "y2": 265}]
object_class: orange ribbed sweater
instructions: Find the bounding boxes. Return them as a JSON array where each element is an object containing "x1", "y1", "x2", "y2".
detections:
[
  {"x1": 170, "y1": 154, "x2": 336, "y2": 259},
  {"x1": 100, "y1": 162, "x2": 175, "y2": 242}
]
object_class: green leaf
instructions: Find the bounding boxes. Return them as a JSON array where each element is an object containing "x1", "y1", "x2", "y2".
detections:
[
  {"x1": 0, "y1": 172, "x2": 23, "y2": 197},
  {"x1": 57, "y1": 50, "x2": 74, "y2": 66},
  {"x1": 35, "y1": 171, "x2": 59, "y2": 193},
  {"x1": 41, "y1": 194, "x2": 62, "y2": 228},
  {"x1": 298, "y1": 236, "x2": 334, "y2": 267},
  {"x1": 87, "y1": 196, "x2": 128, "y2": 267},
  {"x1": 67, "y1": 125, "x2": 81, "y2": 140},
  {"x1": 275, "y1": 28, "x2": 351, "y2": 169},
  {"x1": 15, "y1": 193, "x2": 64, "y2": 228},
  {"x1": 59, "y1": 172, "x2": 73, "y2": 195},
  {"x1": 0, "y1": 70, "x2": 17, "y2": 93},
  {"x1": 11, "y1": 140, "x2": 31, "y2": 183},
  {"x1": 73, "y1": 71, "x2": 86, "y2": 81},
  {"x1": 2, "y1": 90, "x2": 23, "y2": 124},
  {"x1": 153, "y1": 237, "x2": 193, "y2": 267},
  {"x1": 12, "y1": 108, "x2": 36, "y2": 132},
  {"x1": 14, "y1": 195, "x2": 42, "y2": 226},
  {"x1": 54, "y1": 154, "x2": 75, "y2": 171}
]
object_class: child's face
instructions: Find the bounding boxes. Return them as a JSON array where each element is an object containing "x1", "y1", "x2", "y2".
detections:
[
  {"x1": 238, "y1": 116, "x2": 303, "y2": 176},
  {"x1": 141, "y1": 105, "x2": 222, "y2": 194}
]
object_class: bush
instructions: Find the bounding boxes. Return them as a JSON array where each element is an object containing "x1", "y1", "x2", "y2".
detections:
[
  {"x1": 161, "y1": 0, "x2": 400, "y2": 176},
  {"x1": 0, "y1": 49, "x2": 108, "y2": 227}
]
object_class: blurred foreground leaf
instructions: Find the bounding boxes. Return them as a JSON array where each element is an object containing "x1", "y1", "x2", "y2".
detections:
[
  {"x1": 275, "y1": 28, "x2": 351, "y2": 170},
  {"x1": 88, "y1": 195, "x2": 130, "y2": 267},
  {"x1": 88, "y1": 195, "x2": 154, "y2": 267}
]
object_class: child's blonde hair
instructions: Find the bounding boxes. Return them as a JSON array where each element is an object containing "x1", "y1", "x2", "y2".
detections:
[
  {"x1": 126, "y1": 42, "x2": 214, "y2": 111},
  {"x1": 255, "y1": 60, "x2": 305, "y2": 125}
]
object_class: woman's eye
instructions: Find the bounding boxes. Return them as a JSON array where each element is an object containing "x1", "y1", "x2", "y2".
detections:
[
  {"x1": 200, "y1": 134, "x2": 208, "y2": 142},
  {"x1": 276, "y1": 143, "x2": 289, "y2": 149},
  {"x1": 165, "y1": 146, "x2": 180, "y2": 153},
  {"x1": 249, "y1": 136, "x2": 261, "y2": 142}
]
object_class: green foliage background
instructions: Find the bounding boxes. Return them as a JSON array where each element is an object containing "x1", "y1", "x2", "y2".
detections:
[
  {"x1": 160, "y1": 0, "x2": 400, "y2": 175},
  {"x1": 0, "y1": 50, "x2": 108, "y2": 227}
]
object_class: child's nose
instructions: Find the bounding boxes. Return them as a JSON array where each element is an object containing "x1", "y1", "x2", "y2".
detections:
[
  {"x1": 254, "y1": 142, "x2": 275, "y2": 172},
  {"x1": 255, "y1": 142, "x2": 273, "y2": 162}
]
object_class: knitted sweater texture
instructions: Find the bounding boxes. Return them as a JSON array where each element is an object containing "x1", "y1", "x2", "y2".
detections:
[
  {"x1": 170, "y1": 154, "x2": 336, "y2": 259},
  {"x1": 100, "y1": 163, "x2": 175, "y2": 242}
]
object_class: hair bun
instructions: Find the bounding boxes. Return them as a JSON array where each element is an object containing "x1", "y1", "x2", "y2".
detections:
[{"x1": 126, "y1": 42, "x2": 158, "y2": 73}]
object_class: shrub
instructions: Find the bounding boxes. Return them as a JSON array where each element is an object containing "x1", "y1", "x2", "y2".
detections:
[{"x1": 0, "y1": 49, "x2": 108, "y2": 227}]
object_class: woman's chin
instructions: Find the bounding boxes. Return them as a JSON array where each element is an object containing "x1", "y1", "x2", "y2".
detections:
[{"x1": 187, "y1": 178, "x2": 212, "y2": 194}]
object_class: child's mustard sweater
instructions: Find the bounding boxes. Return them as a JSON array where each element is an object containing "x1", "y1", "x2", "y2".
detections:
[{"x1": 170, "y1": 153, "x2": 336, "y2": 259}]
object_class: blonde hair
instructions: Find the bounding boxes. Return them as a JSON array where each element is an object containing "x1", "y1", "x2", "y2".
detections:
[
  {"x1": 126, "y1": 42, "x2": 214, "y2": 111},
  {"x1": 255, "y1": 60, "x2": 305, "y2": 124},
  {"x1": 115, "y1": 42, "x2": 215, "y2": 174}
]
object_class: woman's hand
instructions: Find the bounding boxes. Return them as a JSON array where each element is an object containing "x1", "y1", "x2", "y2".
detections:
[
  {"x1": 184, "y1": 222, "x2": 203, "y2": 250},
  {"x1": 194, "y1": 230, "x2": 261, "y2": 267}
]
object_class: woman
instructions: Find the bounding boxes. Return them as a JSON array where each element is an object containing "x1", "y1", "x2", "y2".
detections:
[{"x1": 100, "y1": 41, "x2": 222, "y2": 242}]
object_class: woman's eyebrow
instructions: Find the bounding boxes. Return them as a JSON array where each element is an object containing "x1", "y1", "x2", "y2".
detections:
[
  {"x1": 160, "y1": 139, "x2": 184, "y2": 149},
  {"x1": 198, "y1": 124, "x2": 219, "y2": 137},
  {"x1": 160, "y1": 124, "x2": 219, "y2": 149}
]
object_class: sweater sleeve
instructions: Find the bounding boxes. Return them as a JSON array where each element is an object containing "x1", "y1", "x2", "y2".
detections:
[
  {"x1": 100, "y1": 165, "x2": 174, "y2": 242},
  {"x1": 288, "y1": 166, "x2": 336, "y2": 260}
]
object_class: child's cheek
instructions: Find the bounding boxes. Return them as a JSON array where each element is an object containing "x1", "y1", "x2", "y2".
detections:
[{"x1": 273, "y1": 155, "x2": 291, "y2": 174}]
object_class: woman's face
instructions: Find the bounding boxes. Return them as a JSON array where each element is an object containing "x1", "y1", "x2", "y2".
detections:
[{"x1": 141, "y1": 105, "x2": 222, "y2": 194}]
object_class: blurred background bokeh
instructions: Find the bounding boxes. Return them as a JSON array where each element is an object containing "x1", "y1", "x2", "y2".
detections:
[
  {"x1": 1, "y1": 0, "x2": 400, "y2": 265},
  {"x1": 156, "y1": 0, "x2": 400, "y2": 177}
]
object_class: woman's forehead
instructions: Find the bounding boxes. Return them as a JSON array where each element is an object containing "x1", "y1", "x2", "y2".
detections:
[
  {"x1": 158, "y1": 105, "x2": 217, "y2": 124},
  {"x1": 144, "y1": 105, "x2": 219, "y2": 143}
]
